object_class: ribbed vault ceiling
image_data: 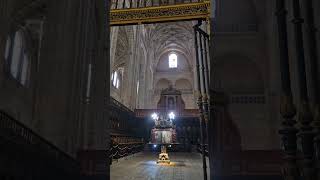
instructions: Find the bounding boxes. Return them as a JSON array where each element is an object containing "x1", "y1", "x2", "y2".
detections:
[{"x1": 142, "y1": 21, "x2": 195, "y2": 68}]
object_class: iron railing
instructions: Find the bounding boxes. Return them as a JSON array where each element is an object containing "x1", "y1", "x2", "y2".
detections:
[{"x1": 197, "y1": 143, "x2": 209, "y2": 156}]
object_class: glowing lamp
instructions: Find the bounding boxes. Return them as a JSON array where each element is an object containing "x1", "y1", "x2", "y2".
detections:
[
  {"x1": 151, "y1": 113, "x2": 158, "y2": 120},
  {"x1": 168, "y1": 112, "x2": 175, "y2": 120}
]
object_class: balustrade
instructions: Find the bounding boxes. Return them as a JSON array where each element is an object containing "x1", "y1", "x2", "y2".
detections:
[
  {"x1": 0, "y1": 110, "x2": 79, "y2": 180},
  {"x1": 109, "y1": 135, "x2": 144, "y2": 162}
]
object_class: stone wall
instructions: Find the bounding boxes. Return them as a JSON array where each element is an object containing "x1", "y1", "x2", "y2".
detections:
[{"x1": 0, "y1": 0, "x2": 110, "y2": 178}]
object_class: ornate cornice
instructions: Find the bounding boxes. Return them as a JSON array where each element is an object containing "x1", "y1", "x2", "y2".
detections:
[{"x1": 110, "y1": 1, "x2": 210, "y2": 26}]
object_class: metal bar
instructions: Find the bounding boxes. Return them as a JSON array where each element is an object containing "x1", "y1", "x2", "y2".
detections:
[
  {"x1": 204, "y1": 36, "x2": 210, "y2": 92},
  {"x1": 303, "y1": 0, "x2": 320, "y2": 177},
  {"x1": 291, "y1": 0, "x2": 315, "y2": 179},
  {"x1": 198, "y1": 25, "x2": 210, "y2": 148},
  {"x1": 275, "y1": 0, "x2": 300, "y2": 179},
  {"x1": 202, "y1": 35, "x2": 210, "y2": 111},
  {"x1": 199, "y1": 30, "x2": 206, "y2": 95},
  {"x1": 194, "y1": 20, "x2": 208, "y2": 180}
]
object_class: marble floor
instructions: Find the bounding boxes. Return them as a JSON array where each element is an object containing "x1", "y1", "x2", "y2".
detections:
[{"x1": 111, "y1": 152, "x2": 209, "y2": 180}]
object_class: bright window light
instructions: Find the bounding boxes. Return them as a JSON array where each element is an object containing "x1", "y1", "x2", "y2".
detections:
[
  {"x1": 113, "y1": 71, "x2": 118, "y2": 86},
  {"x1": 136, "y1": 81, "x2": 139, "y2": 95},
  {"x1": 116, "y1": 79, "x2": 120, "y2": 89},
  {"x1": 169, "y1": 53, "x2": 178, "y2": 68}
]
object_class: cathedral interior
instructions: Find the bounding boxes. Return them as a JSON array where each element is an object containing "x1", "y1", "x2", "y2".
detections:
[{"x1": 0, "y1": 0, "x2": 320, "y2": 180}]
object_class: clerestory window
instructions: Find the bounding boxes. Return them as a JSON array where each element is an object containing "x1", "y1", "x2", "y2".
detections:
[
  {"x1": 111, "y1": 70, "x2": 121, "y2": 89},
  {"x1": 4, "y1": 29, "x2": 30, "y2": 86},
  {"x1": 169, "y1": 53, "x2": 178, "y2": 68}
]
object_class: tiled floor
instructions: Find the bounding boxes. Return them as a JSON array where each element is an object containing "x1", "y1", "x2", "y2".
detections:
[{"x1": 111, "y1": 152, "x2": 209, "y2": 180}]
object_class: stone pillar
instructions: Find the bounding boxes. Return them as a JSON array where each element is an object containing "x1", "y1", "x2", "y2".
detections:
[
  {"x1": 78, "y1": 0, "x2": 110, "y2": 179},
  {"x1": 34, "y1": 0, "x2": 83, "y2": 151},
  {"x1": 110, "y1": 26, "x2": 119, "y2": 69},
  {"x1": 0, "y1": 0, "x2": 10, "y2": 85},
  {"x1": 208, "y1": 2, "x2": 216, "y2": 178}
]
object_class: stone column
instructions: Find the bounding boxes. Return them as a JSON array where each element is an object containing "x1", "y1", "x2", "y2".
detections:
[
  {"x1": 110, "y1": 26, "x2": 119, "y2": 70},
  {"x1": 77, "y1": 0, "x2": 110, "y2": 179},
  {"x1": 128, "y1": 25, "x2": 141, "y2": 109},
  {"x1": 208, "y1": 2, "x2": 216, "y2": 178},
  {"x1": 34, "y1": 0, "x2": 82, "y2": 151},
  {"x1": 0, "y1": 0, "x2": 10, "y2": 85}
]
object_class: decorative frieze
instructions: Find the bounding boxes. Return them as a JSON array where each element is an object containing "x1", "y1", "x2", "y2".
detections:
[{"x1": 110, "y1": 1, "x2": 210, "y2": 25}]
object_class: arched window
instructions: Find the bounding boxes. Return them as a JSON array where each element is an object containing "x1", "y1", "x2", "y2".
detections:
[
  {"x1": 4, "y1": 35, "x2": 11, "y2": 60},
  {"x1": 111, "y1": 69, "x2": 122, "y2": 89},
  {"x1": 4, "y1": 29, "x2": 30, "y2": 86},
  {"x1": 113, "y1": 71, "x2": 118, "y2": 87},
  {"x1": 169, "y1": 53, "x2": 178, "y2": 68},
  {"x1": 136, "y1": 81, "x2": 139, "y2": 95}
]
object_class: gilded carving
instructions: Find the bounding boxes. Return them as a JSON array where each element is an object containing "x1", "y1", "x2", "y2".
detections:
[{"x1": 110, "y1": 2, "x2": 210, "y2": 25}]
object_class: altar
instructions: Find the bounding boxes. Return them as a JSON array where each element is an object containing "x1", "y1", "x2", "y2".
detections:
[{"x1": 148, "y1": 86, "x2": 193, "y2": 163}]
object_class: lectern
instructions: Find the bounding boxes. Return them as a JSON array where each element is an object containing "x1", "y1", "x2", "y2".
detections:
[{"x1": 150, "y1": 113, "x2": 177, "y2": 164}]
